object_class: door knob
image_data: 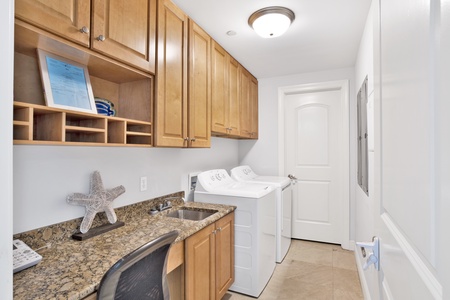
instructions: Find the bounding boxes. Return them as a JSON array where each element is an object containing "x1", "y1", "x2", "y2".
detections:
[
  {"x1": 356, "y1": 236, "x2": 380, "y2": 270},
  {"x1": 288, "y1": 174, "x2": 298, "y2": 180}
]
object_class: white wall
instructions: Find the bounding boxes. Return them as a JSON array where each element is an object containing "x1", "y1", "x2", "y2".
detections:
[
  {"x1": 238, "y1": 67, "x2": 357, "y2": 241},
  {"x1": 13, "y1": 137, "x2": 239, "y2": 233},
  {"x1": 0, "y1": 0, "x2": 14, "y2": 299}
]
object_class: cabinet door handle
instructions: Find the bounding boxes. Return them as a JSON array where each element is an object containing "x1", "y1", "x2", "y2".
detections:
[
  {"x1": 80, "y1": 26, "x2": 89, "y2": 34},
  {"x1": 190, "y1": 138, "x2": 196, "y2": 142},
  {"x1": 212, "y1": 230, "x2": 217, "y2": 235},
  {"x1": 97, "y1": 35, "x2": 106, "y2": 42},
  {"x1": 216, "y1": 227, "x2": 222, "y2": 232},
  {"x1": 184, "y1": 137, "x2": 190, "y2": 142}
]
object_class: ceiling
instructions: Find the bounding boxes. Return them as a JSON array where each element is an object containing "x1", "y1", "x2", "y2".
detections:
[{"x1": 171, "y1": 0, "x2": 372, "y2": 79}]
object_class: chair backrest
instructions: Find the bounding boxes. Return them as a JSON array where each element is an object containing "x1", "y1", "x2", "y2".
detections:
[{"x1": 97, "y1": 230, "x2": 179, "y2": 300}]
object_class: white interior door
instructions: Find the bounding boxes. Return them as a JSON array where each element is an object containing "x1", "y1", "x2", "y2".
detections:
[
  {"x1": 282, "y1": 81, "x2": 349, "y2": 245},
  {"x1": 368, "y1": 0, "x2": 444, "y2": 299}
]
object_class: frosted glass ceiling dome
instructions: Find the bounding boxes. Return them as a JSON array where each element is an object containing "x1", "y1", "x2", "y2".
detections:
[{"x1": 248, "y1": 6, "x2": 295, "y2": 38}]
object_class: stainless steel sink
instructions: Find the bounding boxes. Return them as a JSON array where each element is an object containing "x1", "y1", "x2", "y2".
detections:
[{"x1": 166, "y1": 207, "x2": 218, "y2": 221}]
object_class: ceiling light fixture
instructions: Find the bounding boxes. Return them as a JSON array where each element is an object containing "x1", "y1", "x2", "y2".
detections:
[{"x1": 248, "y1": 6, "x2": 295, "y2": 38}]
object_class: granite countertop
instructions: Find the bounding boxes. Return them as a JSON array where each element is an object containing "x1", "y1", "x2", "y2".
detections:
[{"x1": 13, "y1": 195, "x2": 235, "y2": 300}]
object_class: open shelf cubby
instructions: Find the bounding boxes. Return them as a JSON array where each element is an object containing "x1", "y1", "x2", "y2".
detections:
[{"x1": 13, "y1": 102, "x2": 152, "y2": 147}]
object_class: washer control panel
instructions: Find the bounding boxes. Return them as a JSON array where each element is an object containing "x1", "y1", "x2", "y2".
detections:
[{"x1": 197, "y1": 169, "x2": 234, "y2": 191}]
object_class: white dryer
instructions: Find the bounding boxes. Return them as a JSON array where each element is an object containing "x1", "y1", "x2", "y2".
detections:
[
  {"x1": 194, "y1": 169, "x2": 276, "y2": 298},
  {"x1": 231, "y1": 165, "x2": 292, "y2": 263}
]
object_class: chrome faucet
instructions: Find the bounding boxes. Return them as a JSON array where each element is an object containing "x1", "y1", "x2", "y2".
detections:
[
  {"x1": 149, "y1": 196, "x2": 185, "y2": 215},
  {"x1": 158, "y1": 200, "x2": 172, "y2": 211}
]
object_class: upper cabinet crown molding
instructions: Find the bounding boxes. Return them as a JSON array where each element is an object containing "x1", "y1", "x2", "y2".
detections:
[{"x1": 15, "y1": 0, "x2": 156, "y2": 74}]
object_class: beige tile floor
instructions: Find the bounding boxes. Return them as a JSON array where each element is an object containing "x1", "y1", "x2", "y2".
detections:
[{"x1": 223, "y1": 239, "x2": 364, "y2": 300}]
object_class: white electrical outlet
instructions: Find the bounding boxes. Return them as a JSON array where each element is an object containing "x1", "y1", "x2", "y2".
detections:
[{"x1": 140, "y1": 176, "x2": 147, "y2": 192}]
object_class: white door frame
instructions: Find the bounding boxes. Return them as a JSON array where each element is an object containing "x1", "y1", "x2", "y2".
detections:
[
  {"x1": 277, "y1": 80, "x2": 350, "y2": 249},
  {"x1": 0, "y1": 0, "x2": 14, "y2": 298}
]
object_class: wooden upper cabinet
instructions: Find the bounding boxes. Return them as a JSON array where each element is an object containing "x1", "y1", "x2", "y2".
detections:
[
  {"x1": 15, "y1": 0, "x2": 156, "y2": 73},
  {"x1": 91, "y1": 0, "x2": 156, "y2": 73},
  {"x1": 188, "y1": 20, "x2": 211, "y2": 148},
  {"x1": 154, "y1": 0, "x2": 188, "y2": 147},
  {"x1": 154, "y1": 2, "x2": 211, "y2": 148},
  {"x1": 240, "y1": 67, "x2": 258, "y2": 139},
  {"x1": 211, "y1": 41, "x2": 240, "y2": 137},
  {"x1": 15, "y1": 0, "x2": 91, "y2": 47},
  {"x1": 228, "y1": 57, "x2": 240, "y2": 137},
  {"x1": 240, "y1": 67, "x2": 251, "y2": 138},
  {"x1": 211, "y1": 41, "x2": 228, "y2": 135},
  {"x1": 250, "y1": 75, "x2": 259, "y2": 139}
]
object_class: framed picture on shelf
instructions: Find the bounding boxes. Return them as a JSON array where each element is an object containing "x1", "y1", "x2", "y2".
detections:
[{"x1": 37, "y1": 49, "x2": 97, "y2": 114}]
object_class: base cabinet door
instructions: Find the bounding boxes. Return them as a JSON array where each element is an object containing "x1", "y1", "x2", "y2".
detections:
[
  {"x1": 185, "y1": 223, "x2": 216, "y2": 300},
  {"x1": 215, "y1": 213, "x2": 234, "y2": 300},
  {"x1": 185, "y1": 212, "x2": 235, "y2": 300}
]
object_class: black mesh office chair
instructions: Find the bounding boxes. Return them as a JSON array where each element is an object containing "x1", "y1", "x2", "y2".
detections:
[{"x1": 97, "y1": 230, "x2": 178, "y2": 300}]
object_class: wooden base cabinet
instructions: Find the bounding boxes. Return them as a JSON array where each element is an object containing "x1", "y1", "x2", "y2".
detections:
[
  {"x1": 185, "y1": 212, "x2": 234, "y2": 300},
  {"x1": 215, "y1": 213, "x2": 235, "y2": 299}
]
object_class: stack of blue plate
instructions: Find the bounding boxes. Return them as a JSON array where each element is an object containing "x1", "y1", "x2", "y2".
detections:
[{"x1": 95, "y1": 98, "x2": 116, "y2": 116}]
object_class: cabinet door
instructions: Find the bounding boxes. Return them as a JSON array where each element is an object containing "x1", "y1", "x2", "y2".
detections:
[
  {"x1": 15, "y1": 0, "x2": 91, "y2": 47},
  {"x1": 188, "y1": 20, "x2": 211, "y2": 148},
  {"x1": 154, "y1": 0, "x2": 188, "y2": 147},
  {"x1": 239, "y1": 67, "x2": 252, "y2": 138},
  {"x1": 215, "y1": 212, "x2": 235, "y2": 300},
  {"x1": 211, "y1": 41, "x2": 229, "y2": 135},
  {"x1": 185, "y1": 223, "x2": 216, "y2": 300},
  {"x1": 92, "y1": 0, "x2": 156, "y2": 73},
  {"x1": 228, "y1": 57, "x2": 241, "y2": 137},
  {"x1": 250, "y1": 75, "x2": 259, "y2": 139}
]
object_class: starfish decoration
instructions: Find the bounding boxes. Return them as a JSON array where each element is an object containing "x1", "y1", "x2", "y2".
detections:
[{"x1": 67, "y1": 171, "x2": 126, "y2": 233}]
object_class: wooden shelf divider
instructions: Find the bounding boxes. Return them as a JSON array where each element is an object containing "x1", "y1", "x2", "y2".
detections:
[{"x1": 13, "y1": 102, "x2": 152, "y2": 147}]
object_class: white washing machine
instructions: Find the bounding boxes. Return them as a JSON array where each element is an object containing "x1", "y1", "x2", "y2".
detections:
[
  {"x1": 231, "y1": 165, "x2": 292, "y2": 263},
  {"x1": 194, "y1": 169, "x2": 276, "y2": 298}
]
